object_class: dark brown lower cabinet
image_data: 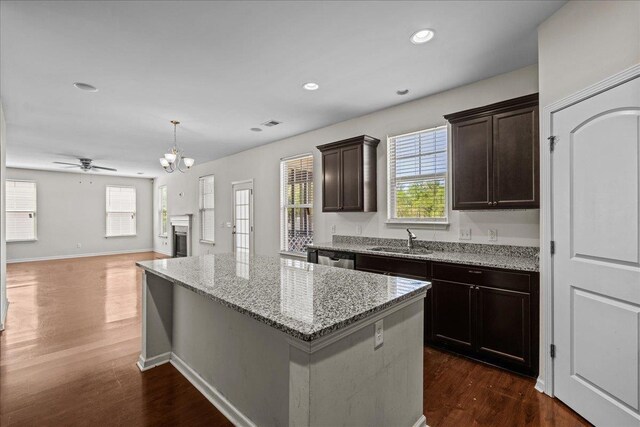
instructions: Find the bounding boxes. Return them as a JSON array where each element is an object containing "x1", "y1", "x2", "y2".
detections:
[
  {"x1": 427, "y1": 262, "x2": 538, "y2": 377},
  {"x1": 306, "y1": 250, "x2": 538, "y2": 377},
  {"x1": 476, "y1": 286, "x2": 530, "y2": 366},
  {"x1": 431, "y1": 280, "x2": 474, "y2": 351}
]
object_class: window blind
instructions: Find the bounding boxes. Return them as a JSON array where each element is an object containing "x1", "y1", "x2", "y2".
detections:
[
  {"x1": 106, "y1": 186, "x2": 136, "y2": 237},
  {"x1": 199, "y1": 175, "x2": 215, "y2": 243},
  {"x1": 280, "y1": 154, "x2": 313, "y2": 253},
  {"x1": 6, "y1": 180, "x2": 37, "y2": 241},
  {"x1": 159, "y1": 186, "x2": 168, "y2": 236},
  {"x1": 387, "y1": 125, "x2": 448, "y2": 222}
]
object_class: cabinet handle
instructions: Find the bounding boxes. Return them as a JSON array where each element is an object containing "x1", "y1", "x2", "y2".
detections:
[
  {"x1": 487, "y1": 201, "x2": 492, "y2": 205},
  {"x1": 493, "y1": 201, "x2": 498, "y2": 206},
  {"x1": 468, "y1": 270, "x2": 482, "y2": 274}
]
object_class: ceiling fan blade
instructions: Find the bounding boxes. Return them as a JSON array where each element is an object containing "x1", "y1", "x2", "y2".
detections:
[
  {"x1": 53, "y1": 161, "x2": 81, "y2": 167},
  {"x1": 91, "y1": 166, "x2": 118, "y2": 172}
]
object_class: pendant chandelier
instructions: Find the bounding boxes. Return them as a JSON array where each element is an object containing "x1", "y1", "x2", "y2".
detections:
[{"x1": 159, "y1": 120, "x2": 194, "y2": 173}]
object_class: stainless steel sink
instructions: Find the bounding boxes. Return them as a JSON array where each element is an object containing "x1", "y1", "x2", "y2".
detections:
[{"x1": 368, "y1": 246, "x2": 432, "y2": 255}]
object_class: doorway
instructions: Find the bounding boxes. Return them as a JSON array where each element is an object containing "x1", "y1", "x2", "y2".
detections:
[
  {"x1": 547, "y1": 70, "x2": 640, "y2": 426},
  {"x1": 232, "y1": 180, "x2": 254, "y2": 255}
]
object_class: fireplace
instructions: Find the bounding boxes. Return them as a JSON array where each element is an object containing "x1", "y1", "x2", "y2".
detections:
[{"x1": 170, "y1": 215, "x2": 192, "y2": 258}]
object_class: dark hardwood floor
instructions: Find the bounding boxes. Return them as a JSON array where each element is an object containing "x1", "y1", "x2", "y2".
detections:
[{"x1": 1, "y1": 253, "x2": 589, "y2": 426}]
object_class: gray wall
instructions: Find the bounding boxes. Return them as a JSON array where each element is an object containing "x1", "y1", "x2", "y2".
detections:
[
  {"x1": 6, "y1": 168, "x2": 153, "y2": 262},
  {"x1": 1, "y1": 103, "x2": 7, "y2": 329},
  {"x1": 538, "y1": 0, "x2": 640, "y2": 108},
  {"x1": 154, "y1": 65, "x2": 541, "y2": 257}
]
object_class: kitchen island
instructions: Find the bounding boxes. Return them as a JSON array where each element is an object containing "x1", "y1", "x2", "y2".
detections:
[{"x1": 136, "y1": 254, "x2": 430, "y2": 427}]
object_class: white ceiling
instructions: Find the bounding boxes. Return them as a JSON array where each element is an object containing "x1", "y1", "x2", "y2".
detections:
[{"x1": 0, "y1": 0, "x2": 564, "y2": 177}]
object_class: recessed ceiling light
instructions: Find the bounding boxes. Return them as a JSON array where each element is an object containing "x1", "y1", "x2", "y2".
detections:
[
  {"x1": 250, "y1": 127, "x2": 262, "y2": 132},
  {"x1": 410, "y1": 29, "x2": 435, "y2": 44},
  {"x1": 73, "y1": 82, "x2": 98, "y2": 92},
  {"x1": 303, "y1": 82, "x2": 319, "y2": 91},
  {"x1": 396, "y1": 89, "x2": 409, "y2": 96}
]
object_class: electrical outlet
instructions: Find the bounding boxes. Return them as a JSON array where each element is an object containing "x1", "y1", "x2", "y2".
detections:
[
  {"x1": 331, "y1": 224, "x2": 336, "y2": 234},
  {"x1": 76, "y1": 243, "x2": 82, "y2": 248},
  {"x1": 488, "y1": 229, "x2": 498, "y2": 242},
  {"x1": 374, "y1": 319, "x2": 384, "y2": 348},
  {"x1": 459, "y1": 228, "x2": 471, "y2": 240},
  {"x1": 355, "y1": 225, "x2": 362, "y2": 235}
]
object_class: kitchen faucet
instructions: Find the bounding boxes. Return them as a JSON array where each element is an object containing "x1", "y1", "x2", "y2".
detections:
[{"x1": 407, "y1": 228, "x2": 417, "y2": 249}]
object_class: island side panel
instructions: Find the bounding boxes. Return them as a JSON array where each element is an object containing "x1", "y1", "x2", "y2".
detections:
[
  {"x1": 138, "y1": 272, "x2": 174, "y2": 370},
  {"x1": 171, "y1": 284, "x2": 290, "y2": 426},
  {"x1": 307, "y1": 298, "x2": 425, "y2": 426}
]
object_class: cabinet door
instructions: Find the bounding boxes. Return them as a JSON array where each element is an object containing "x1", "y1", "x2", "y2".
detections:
[
  {"x1": 431, "y1": 280, "x2": 474, "y2": 350},
  {"x1": 322, "y1": 149, "x2": 341, "y2": 212},
  {"x1": 476, "y1": 286, "x2": 531, "y2": 368},
  {"x1": 340, "y1": 144, "x2": 363, "y2": 211},
  {"x1": 492, "y1": 106, "x2": 539, "y2": 208},
  {"x1": 452, "y1": 117, "x2": 493, "y2": 209}
]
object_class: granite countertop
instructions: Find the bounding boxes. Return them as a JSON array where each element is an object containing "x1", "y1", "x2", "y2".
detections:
[
  {"x1": 136, "y1": 254, "x2": 430, "y2": 342},
  {"x1": 307, "y1": 237, "x2": 539, "y2": 272}
]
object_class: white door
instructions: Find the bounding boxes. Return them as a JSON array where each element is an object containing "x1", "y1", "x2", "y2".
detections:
[
  {"x1": 232, "y1": 181, "x2": 253, "y2": 255},
  {"x1": 552, "y1": 76, "x2": 640, "y2": 426}
]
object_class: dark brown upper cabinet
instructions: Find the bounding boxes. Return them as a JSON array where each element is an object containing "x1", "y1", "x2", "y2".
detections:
[
  {"x1": 445, "y1": 94, "x2": 539, "y2": 210},
  {"x1": 317, "y1": 135, "x2": 379, "y2": 212}
]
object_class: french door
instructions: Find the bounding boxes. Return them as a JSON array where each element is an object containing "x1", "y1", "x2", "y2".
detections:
[{"x1": 232, "y1": 180, "x2": 253, "y2": 255}]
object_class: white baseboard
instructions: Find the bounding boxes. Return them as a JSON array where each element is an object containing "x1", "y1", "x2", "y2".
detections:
[
  {"x1": 169, "y1": 352, "x2": 256, "y2": 427},
  {"x1": 7, "y1": 248, "x2": 156, "y2": 264},
  {"x1": 155, "y1": 248, "x2": 172, "y2": 256},
  {"x1": 535, "y1": 377, "x2": 545, "y2": 393},
  {"x1": 413, "y1": 415, "x2": 428, "y2": 427},
  {"x1": 0, "y1": 299, "x2": 8, "y2": 331},
  {"x1": 136, "y1": 352, "x2": 171, "y2": 371}
]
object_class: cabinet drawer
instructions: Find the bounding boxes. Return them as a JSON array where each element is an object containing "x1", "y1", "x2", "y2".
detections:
[
  {"x1": 356, "y1": 254, "x2": 429, "y2": 280},
  {"x1": 432, "y1": 263, "x2": 531, "y2": 293}
]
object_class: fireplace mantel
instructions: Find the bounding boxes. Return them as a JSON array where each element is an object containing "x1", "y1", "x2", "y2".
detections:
[{"x1": 170, "y1": 214, "x2": 192, "y2": 228}]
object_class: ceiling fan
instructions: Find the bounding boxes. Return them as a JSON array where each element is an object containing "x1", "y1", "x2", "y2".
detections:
[{"x1": 53, "y1": 158, "x2": 117, "y2": 172}]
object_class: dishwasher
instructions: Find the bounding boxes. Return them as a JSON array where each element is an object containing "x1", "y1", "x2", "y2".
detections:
[{"x1": 317, "y1": 250, "x2": 355, "y2": 269}]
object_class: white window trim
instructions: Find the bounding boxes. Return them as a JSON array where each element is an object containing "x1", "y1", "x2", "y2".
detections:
[
  {"x1": 280, "y1": 153, "x2": 314, "y2": 254},
  {"x1": 199, "y1": 175, "x2": 215, "y2": 245},
  {"x1": 105, "y1": 185, "x2": 137, "y2": 238},
  {"x1": 6, "y1": 179, "x2": 38, "y2": 242},
  {"x1": 386, "y1": 125, "x2": 450, "y2": 227},
  {"x1": 158, "y1": 185, "x2": 168, "y2": 238}
]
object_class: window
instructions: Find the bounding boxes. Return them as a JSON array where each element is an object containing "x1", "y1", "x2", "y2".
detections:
[
  {"x1": 106, "y1": 186, "x2": 136, "y2": 237},
  {"x1": 280, "y1": 154, "x2": 313, "y2": 253},
  {"x1": 387, "y1": 125, "x2": 448, "y2": 223},
  {"x1": 199, "y1": 175, "x2": 215, "y2": 243},
  {"x1": 159, "y1": 185, "x2": 168, "y2": 237},
  {"x1": 6, "y1": 180, "x2": 37, "y2": 241}
]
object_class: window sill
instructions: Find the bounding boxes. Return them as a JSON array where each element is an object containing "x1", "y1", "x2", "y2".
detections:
[
  {"x1": 7, "y1": 239, "x2": 37, "y2": 243},
  {"x1": 385, "y1": 219, "x2": 450, "y2": 230},
  {"x1": 200, "y1": 240, "x2": 215, "y2": 245},
  {"x1": 279, "y1": 251, "x2": 307, "y2": 259},
  {"x1": 105, "y1": 234, "x2": 137, "y2": 238}
]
